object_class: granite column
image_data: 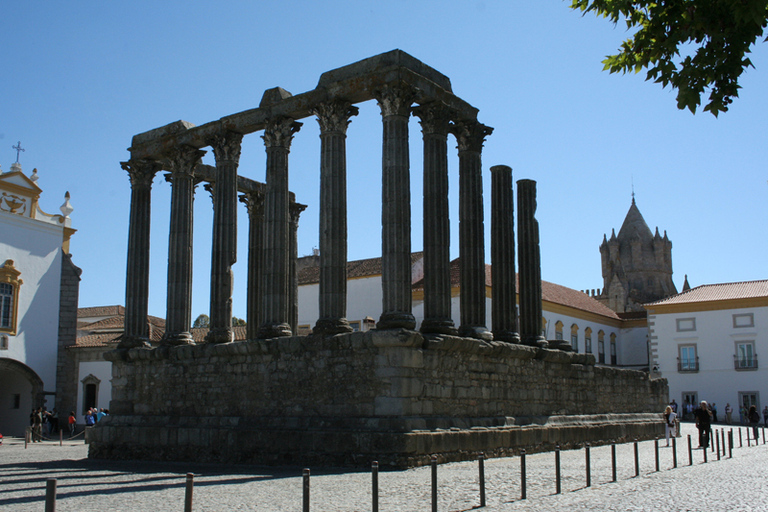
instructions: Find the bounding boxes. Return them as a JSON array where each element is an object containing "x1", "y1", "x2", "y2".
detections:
[
  {"x1": 289, "y1": 201, "x2": 307, "y2": 335},
  {"x1": 517, "y1": 179, "x2": 547, "y2": 348},
  {"x1": 240, "y1": 189, "x2": 265, "y2": 340},
  {"x1": 490, "y1": 165, "x2": 520, "y2": 343}
]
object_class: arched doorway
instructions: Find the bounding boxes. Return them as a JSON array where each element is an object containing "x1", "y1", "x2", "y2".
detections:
[{"x1": 0, "y1": 358, "x2": 44, "y2": 436}]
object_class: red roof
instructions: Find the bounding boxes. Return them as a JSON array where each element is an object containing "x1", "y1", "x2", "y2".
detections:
[{"x1": 646, "y1": 280, "x2": 768, "y2": 306}]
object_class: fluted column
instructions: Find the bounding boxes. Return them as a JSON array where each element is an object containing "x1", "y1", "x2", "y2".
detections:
[
  {"x1": 205, "y1": 131, "x2": 244, "y2": 344},
  {"x1": 452, "y1": 120, "x2": 493, "y2": 341},
  {"x1": 517, "y1": 179, "x2": 548, "y2": 348},
  {"x1": 258, "y1": 117, "x2": 302, "y2": 339},
  {"x1": 240, "y1": 189, "x2": 265, "y2": 340},
  {"x1": 490, "y1": 165, "x2": 520, "y2": 343},
  {"x1": 312, "y1": 100, "x2": 358, "y2": 335},
  {"x1": 290, "y1": 201, "x2": 307, "y2": 335},
  {"x1": 414, "y1": 102, "x2": 456, "y2": 335},
  {"x1": 375, "y1": 85, "x2": 416, "y2": 330},
  {"x1": 161, "y1": 146, "x2": 206, "y2": 345},
  {"x1": 119, "y1": 159, "x2": 161, "y2": 349}
]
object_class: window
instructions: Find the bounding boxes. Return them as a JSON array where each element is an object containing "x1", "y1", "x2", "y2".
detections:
[
  {"x1": 349, "y1": 321, "x2": 360, "y2": 332},
  {"x1": 570, "y1": 324, "x2": 579, "y2": 353},
  {"x1": 734, "y1": 341, "x2": 757, "y2": 370},
  {"x1": 733, "y1": 313, "x2": 754, "y2": 328},
  {"x1": 555, "y1": 321, "x2": 563, "y2": 340},
  {"x1": 739, "y1": 392, "x2": 759, "y2": 417},
  {"x1": 81, "y1": 374, "x2": 100, "y2": 414},
  {"x1": 678, "y1": 344, "x2": 698, "y2": 372},
  {"x1": 585, "y1": 328, "x2": 592, "y2": 354},
  {"x1": 297, "y1": 324, "x2": 312, "y2": 335},
  {"x1": 610, "y1": 333, "x2": 617, "y2": 365},
  {"x1": 12, "y1": 394, "x2": 20, "y2": 409},
  {"x1": 0, "y1": 334, "x2": 8, "y2": 350},
  {"x1": 676, "y1": 318, "x2": 696, "y2": 332},
  {"x1": 598, "y1": 330, "x2": 605, "y2": 363},
  {"x1": 0, "y1": 260, "x2": 22, "y2": 335}
]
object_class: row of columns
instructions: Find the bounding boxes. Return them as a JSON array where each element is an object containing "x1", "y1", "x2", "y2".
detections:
[{"x1": 120, "y1": 87, "x2": 560, "y2": 349}]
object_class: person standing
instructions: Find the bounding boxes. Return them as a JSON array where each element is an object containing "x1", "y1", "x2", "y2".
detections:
[
  {"x1": 748, "y1": 405, "x2": 760, "y2": 442},
  {"x1": 31, "y1": 408, "x2": 43, "y2": 442},
  {"x1": 711, "y1": 403, "x2": 718, "y2": 423},
  {"x1": 725, "y1": 403, "x2": 733, "y2": 425},
  {"x1": 763, "y1": 406, "x2": 768, "y2": 427},
  {"x1": 68, "y1": 411, "x2": 76, "y2": 437},
  {"x1": 694, "y1": 401, "x2": 712, "y2": 449},
  {"x1": 664, "y1": 405, "x2": 677, "y2": 446}
]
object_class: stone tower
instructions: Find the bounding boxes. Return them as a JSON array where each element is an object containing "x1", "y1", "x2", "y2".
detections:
[{"x1": 598, "y1": 198, "x2": 676, "y2": 313}]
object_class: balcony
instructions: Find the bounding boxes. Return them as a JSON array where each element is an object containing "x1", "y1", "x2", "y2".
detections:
[
  {"x1": 734, "y1": 354, "x2": 758, "y2": 371},
  {"x1": 677, "y1": 357, "x2": 699, "y2": 372}
]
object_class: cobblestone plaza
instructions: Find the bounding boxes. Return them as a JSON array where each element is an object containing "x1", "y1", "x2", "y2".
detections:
[{"x1": 2, "y1": 423, "x2": 765, "y2": 511}]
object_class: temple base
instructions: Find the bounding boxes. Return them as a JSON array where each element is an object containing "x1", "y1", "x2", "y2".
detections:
[
  {"x1": 377, "y1": 312, "x2": 416, "y2": 330},
  {"x1": 313, "y1": 317, "x2": 354, "y2": 335}
]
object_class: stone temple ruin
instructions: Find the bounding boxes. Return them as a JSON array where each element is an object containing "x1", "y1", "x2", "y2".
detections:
[{"x1": 90, "y1": 50, "x2": 666, "y2": 467}]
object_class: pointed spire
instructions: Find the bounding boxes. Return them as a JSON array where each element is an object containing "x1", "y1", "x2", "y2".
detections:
[
  {"x1": 610, "y1": 228, "x2": 617, "y2": 241},
  {"x1": 682, "y1": 274, "x2": 691, "y2": 292}
]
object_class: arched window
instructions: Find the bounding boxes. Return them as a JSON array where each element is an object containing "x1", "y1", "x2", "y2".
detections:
[
  {"x1": 541, "y1": 318, "x2": 547, "y2": 338},
  {"x1": 585, "y1": 328, "x2": 592, "y2": 354},
  {"x1": 82, "y1": 374, "x2": 101, "y2": 414},
  {"x1": 555, "y1": 321, "x2": 564, "y2": 340},
  {"x1": 570, "y1": 324, "x2": 579, "y2": 353},
  {"x1": 610, "y1": 333, "x2": 617, "y2": 365},
  {"x1": 598, "y1": 330, "x2": 606, "y2": 363},
  {"x1": 0, "y1": 260, "x2": 22, "y2": 335}
]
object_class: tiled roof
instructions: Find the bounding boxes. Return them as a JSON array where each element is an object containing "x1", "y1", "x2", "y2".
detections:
[
  {"x1": 78, "y1": 305, "x2": 125, "y2": 318},
  {"x1": 72, "y1": 332, "x2": 122, "y2": 348},
  {"x1": 299, "y1": 252, "x2": 424, "y2": 285},
  {"x1": 190, "y1": 326, "x2": 248, "y2": 342},
  {"x1": 646, "y1": 280, "x2": 768, "y2": 306}
]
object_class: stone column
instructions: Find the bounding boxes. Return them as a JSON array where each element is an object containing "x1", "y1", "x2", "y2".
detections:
[
  {"x1": 118, "y1": 159, "x2": 160, "y2": 349},
  {"x1": 239, "y1": 189, "x2": 265, "y2": 340},
  {"x1": 311, "y1": 100, "x2": 358, "y2": 335},
  {"x1": 375, "y1": 85, "x2": 416, "y2": 330},
  {"x1": 161, "y1": 146, "x2": 206, "y2": 345},
  {"x1": 413, "y1": 103, "x2": 456, "y2": 335},
  {"x1": 517, "y1": 179, "x2": 548, "y2": 348},
  {"x1": 205, "y1": 131, "x2": 244, "y2": 344},
  {"x1": 290, "y1": 201, "x2": 307, "y2": 335},
  {"x1": 258, "y1": 117, "x2": 302, "y2": 339},
  {"x1": 452, "y1": 120, "x2": 493, "y2": 341},
  {"x1": 490, "y1": 165, "x2": 520, "y2": 343}
]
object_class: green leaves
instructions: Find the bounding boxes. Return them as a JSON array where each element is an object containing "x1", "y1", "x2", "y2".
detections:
[{"x1": 572, "y1": 0, "x2": 768, "y2": 115}]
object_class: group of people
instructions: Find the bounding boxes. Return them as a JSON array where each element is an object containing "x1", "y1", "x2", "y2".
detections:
[
  {"x1": 665, "y1": 399, "x2": 766, "y2": 449},
  {"x1": 28, "y1": 407, "x2": 108, "y2": 440},
  {"x1": 84, "y1": 407, "x2": 108, "y2": 427}
]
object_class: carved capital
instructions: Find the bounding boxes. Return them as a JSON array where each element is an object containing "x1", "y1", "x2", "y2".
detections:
[
  {"x1": 375, "y1": 85, "x2": 416, "y2": 118},
  {"x1": 289, "y1": 202, "x2": 308, "y2": 225},
  {"x1": 121, "y1": 159, "x2": 161, "y2": 189},
  {"x1": 262, "y1": 118, "x2": 303, "y2": 149},
  {"x1": 162, "y1": 146, "x2": 207, "y2": 177},
  {"x1": 413, "y1": 102, "x2": 453, "y2": 137},
  {"x1": 451, "y1": 121, "x2": 494, "y2": 153},
  {"x1": 209, "y1": 131, "x2": 244, "y2": 164},
  {"x1": 240, "y1": 190, "x2": 265, "y2": 219},
  {"x1": 312, "y1": 100, "x2": 359, "y2": 135}
]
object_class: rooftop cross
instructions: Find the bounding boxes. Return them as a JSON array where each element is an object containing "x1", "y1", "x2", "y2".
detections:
[{"x1": 12, "y1": 141, "x2": 25, "y2": 163}]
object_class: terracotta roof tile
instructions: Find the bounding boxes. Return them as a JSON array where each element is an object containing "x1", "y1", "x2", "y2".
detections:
[
  {"x1": 299, "y1": 252, "x2": 424, "y2": 285},
  {"x1": 78, "y1": 305, "x2": 124, "y2": 318},
  {"x1": 646, "y1": 280, "x2": 768, "y2": 306}
]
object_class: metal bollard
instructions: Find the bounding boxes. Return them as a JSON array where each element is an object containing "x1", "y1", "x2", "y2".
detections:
[
  {"x1": 372, "y1": 461, "x2": 378, "y2": 512},
  {"x1": 747, "y1": 427, "x2": 751, "y2": 447},
  {"x1": 764, "y1": 427, "x2": 766, "y2": 445},
  {"x1": 431, "y1": 455, "x2": 438, "y2": 512},
  {"x1": 687, "y1": 435, "x2": 693, "y2": 466},
  {"x1": 710, "y1": 430, "x2": 715, "y2": 452},
  {"x1": 729, "y1": 430, "x2": 733, "y2": 458},
  {"x1": 716, "y1": 432, "x2": 721, "y2": 461},
  {"x1": 520, "y1": 449, "x2": 527, "y2": 500},
  {"x1": 555, "y1": 445, "x2": 561, "y2": 494},
  {"x1": 478, "y1": 453, "x2": 486, "y2": 507},
  {"x1": 611, "y1": 444, "x2": 617, "y2": 483},
  {"x1": 654, "y1": 438, "x2": 659, "y2": 472},
  {"x1": 703, "y1": 442, "x2": 708, "y2": 463},
  {"x1": 303, "y1": 468, "x2": 310, "y2": 512},
  {"x1": 722, "y1": 429, "x2": 726, "y2": 457},
  {"x1": 633, "y1": 440, "x2": 639, "y2": 477},
  {"x1": 59, "y1": 429, "x2": 63, "y2": 447},
  {"x1": 585, "y1": 444, "x2": 591, "y2": 487},
  {"x1": 184, "y1": 473, "x2": 194, "y2": 512},
  {"x1": 672, "y1": 437, "x2": 677, "y2": 468},
  {"x1": 45, "y1": 478, "x2": 57, "y2": 512},
  {"x1": 739, "y1": 428, "x2": 743, "y2": 447}
]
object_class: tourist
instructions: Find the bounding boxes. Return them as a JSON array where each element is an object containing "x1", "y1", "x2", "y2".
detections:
[
  {"x1": 50, "y1": 408, "x2": 59, "y2": 435},
  {"x1": 664, "y1": 405, "x2": 677, "y2": 446},
  {"x1": 711, "y1": 402, "x2": 718, "y2": 423},
  {"x1": 694, "y1": 401, "x2": 712, "y2": 449},
  {"x1": 670, "y1": 399, "x2": 678, "y2": 415},
  {"x1": 725, "y1": 403, "x2": 733, "y2": 424},
  {"x1": 763, "y1": 406, "x2": 768, "y2": 427},
  {"x1": 96, "y1": 408, "x2": 107, "y2": 422},
  {"x1": 85, "y1": 408, "x2": 96, "y2": 428},
  {"x1": 31, "y1": 408, "x2": 43, "y2": 442},
  {"x1": 68, "y1": 411, "x2": 76, "y2": 437},
  {"x1": 748, "y1": 405, "x2": 760, "y2": 442},
  {"x1": 740, "y1": 405, "x2": 747, "y2": 425}
]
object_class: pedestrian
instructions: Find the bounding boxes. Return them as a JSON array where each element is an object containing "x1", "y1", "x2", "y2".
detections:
[
  {"x1": 664, "y1": 405, "x2": 677, "y2": 446},
  {"x1": 68, "y1": 411, "x2": 76, "y2": 437},
  {"x1": 763, "y1": 406, "x2": 768, "y2": 427},
  {"x1": 31, "y1": 408, "x2": 43, "y2": 442},
  {"x1": 694, "y1": 400, "x2": 712, "y2": 449},
  {"x1": 50, "y1": 408, "x2": 59, "y2": 434},
  {"x1": 725, "y1": 403, "x2": 733, "y2": 425},
  {"x1": 740, "y1": 405, "x2": 747, "y2": 425},
  {"x1": 711, "y1": 403, "x2": 718, "y2": 423},
  {"x1": 85, "y1": 408, "x2": 96, "y2": 427},
  {"x1": 748, "y1": 405, "x2": 760, "y2": 442}
]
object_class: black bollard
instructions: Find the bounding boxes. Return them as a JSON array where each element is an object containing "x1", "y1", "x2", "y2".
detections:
[
  {"x1": 654, "y1": 438, "x2": 659, "y2": 472},
  {"x1": 431, "y1": 455, "x2": 438, "y2": 512},
  {"x1": 611, "y1": 444, "x2": 617, "y2": 483},
  {"x1": 716, "y1": 432, "x2": 721, "y2": 461},
  {"x1": 520, "y1": 449, "x2": 527, "y2": 500},
  {"x1": 59, "y1": 429, "x2": 63, "y2": 447},
  {"x1": 729, "y1": 430, "x2": 733, "y2": 458},
  {"x1": 555, "y1": 445, "x2": 561, "y2": 494},
  {"x1": 764, "y1": 427, "x2": 766, "y2": 445},
  {"x1": 703, "y1": 442, "x2": 708, "y2": 463},
  {"x1": 710, "y1": 430, "x2": 715, "y2": 452},
  {"x1": 747, "y1": 427, "x2": 751, "y2": 447},
  {"x1": 372, "y1": 461, "x2": 379, "y2": 512},
  {"x1": 687, "y1": 435, "x2": 693, "y2": 466},
  {"x1": 739, "y1": 428, "x2": 743, "y2": 447},
  {"x1": 45, "y1": 478, "x2": 56, "y2": 512},
  {"x1": 585, "y1": 444, "x2": 591, "y2": 487},
  {"x1": 303, "y1": 468, "x2": 310, "y2": 512},
  {"x1": 184, "y1": 473, "x2": 194, "y2": 512},
  {"x1": 672, "y1": 437, "x2": 677, "y2": 468},
  {"x1": 634, "y1": 440, "x2": 639, "y2": 477},
  {"x1": 722, "y1": 429, "x2": 726, "y2": 457},
  {"x1": 478, "y1": 453, "x2": 486, "y2": 508}
]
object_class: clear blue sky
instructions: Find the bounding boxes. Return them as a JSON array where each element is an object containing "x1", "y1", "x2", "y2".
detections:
[{"x1": 3, "y1": 1, "x2": 766, "y2": 321}]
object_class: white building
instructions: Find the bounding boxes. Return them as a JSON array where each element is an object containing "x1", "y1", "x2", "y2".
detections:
[
  {"x1": 646, "y1": 280, "x2": 768, "y2": 420},
  {"x1": 0, "y1": 160, "x2": 79, "y2": 436}
]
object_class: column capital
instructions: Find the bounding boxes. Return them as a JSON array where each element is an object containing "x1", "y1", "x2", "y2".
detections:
[
  {"x1": 262, "y1": 117, "x2": 303, "y2": 149},
  {"x1": 239, "y1": 190, "x2": 265, "y2": 219},
  {"x1": 312, "y1": 100, "x2": 359, "y2": 135},
  {"x1": 209, "y1": 130, "x2": 244, "y2": 164},
  {"x1": 413, "y1": 102, "x2": 454, "y2": 137},
  {"x1": 121, "y1": 159, "x2": 162, "y2": 188},
  {"x1": 375, "y1": 84, "x2": 416, "y2": 118},
  {"x1": 451, "y1": 120, "x2": 494, "y2": 153},
  {"x1": 289, "y1": 201, "x2": 307, "y2": 225},
  {"x1": 162, "y1": 146, "x2": 207, "y2": 176}
]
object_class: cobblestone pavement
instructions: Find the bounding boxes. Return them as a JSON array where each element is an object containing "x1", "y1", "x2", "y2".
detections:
[{"x1": 1, "y1": 423, "x2": 766, "y2": 511}]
